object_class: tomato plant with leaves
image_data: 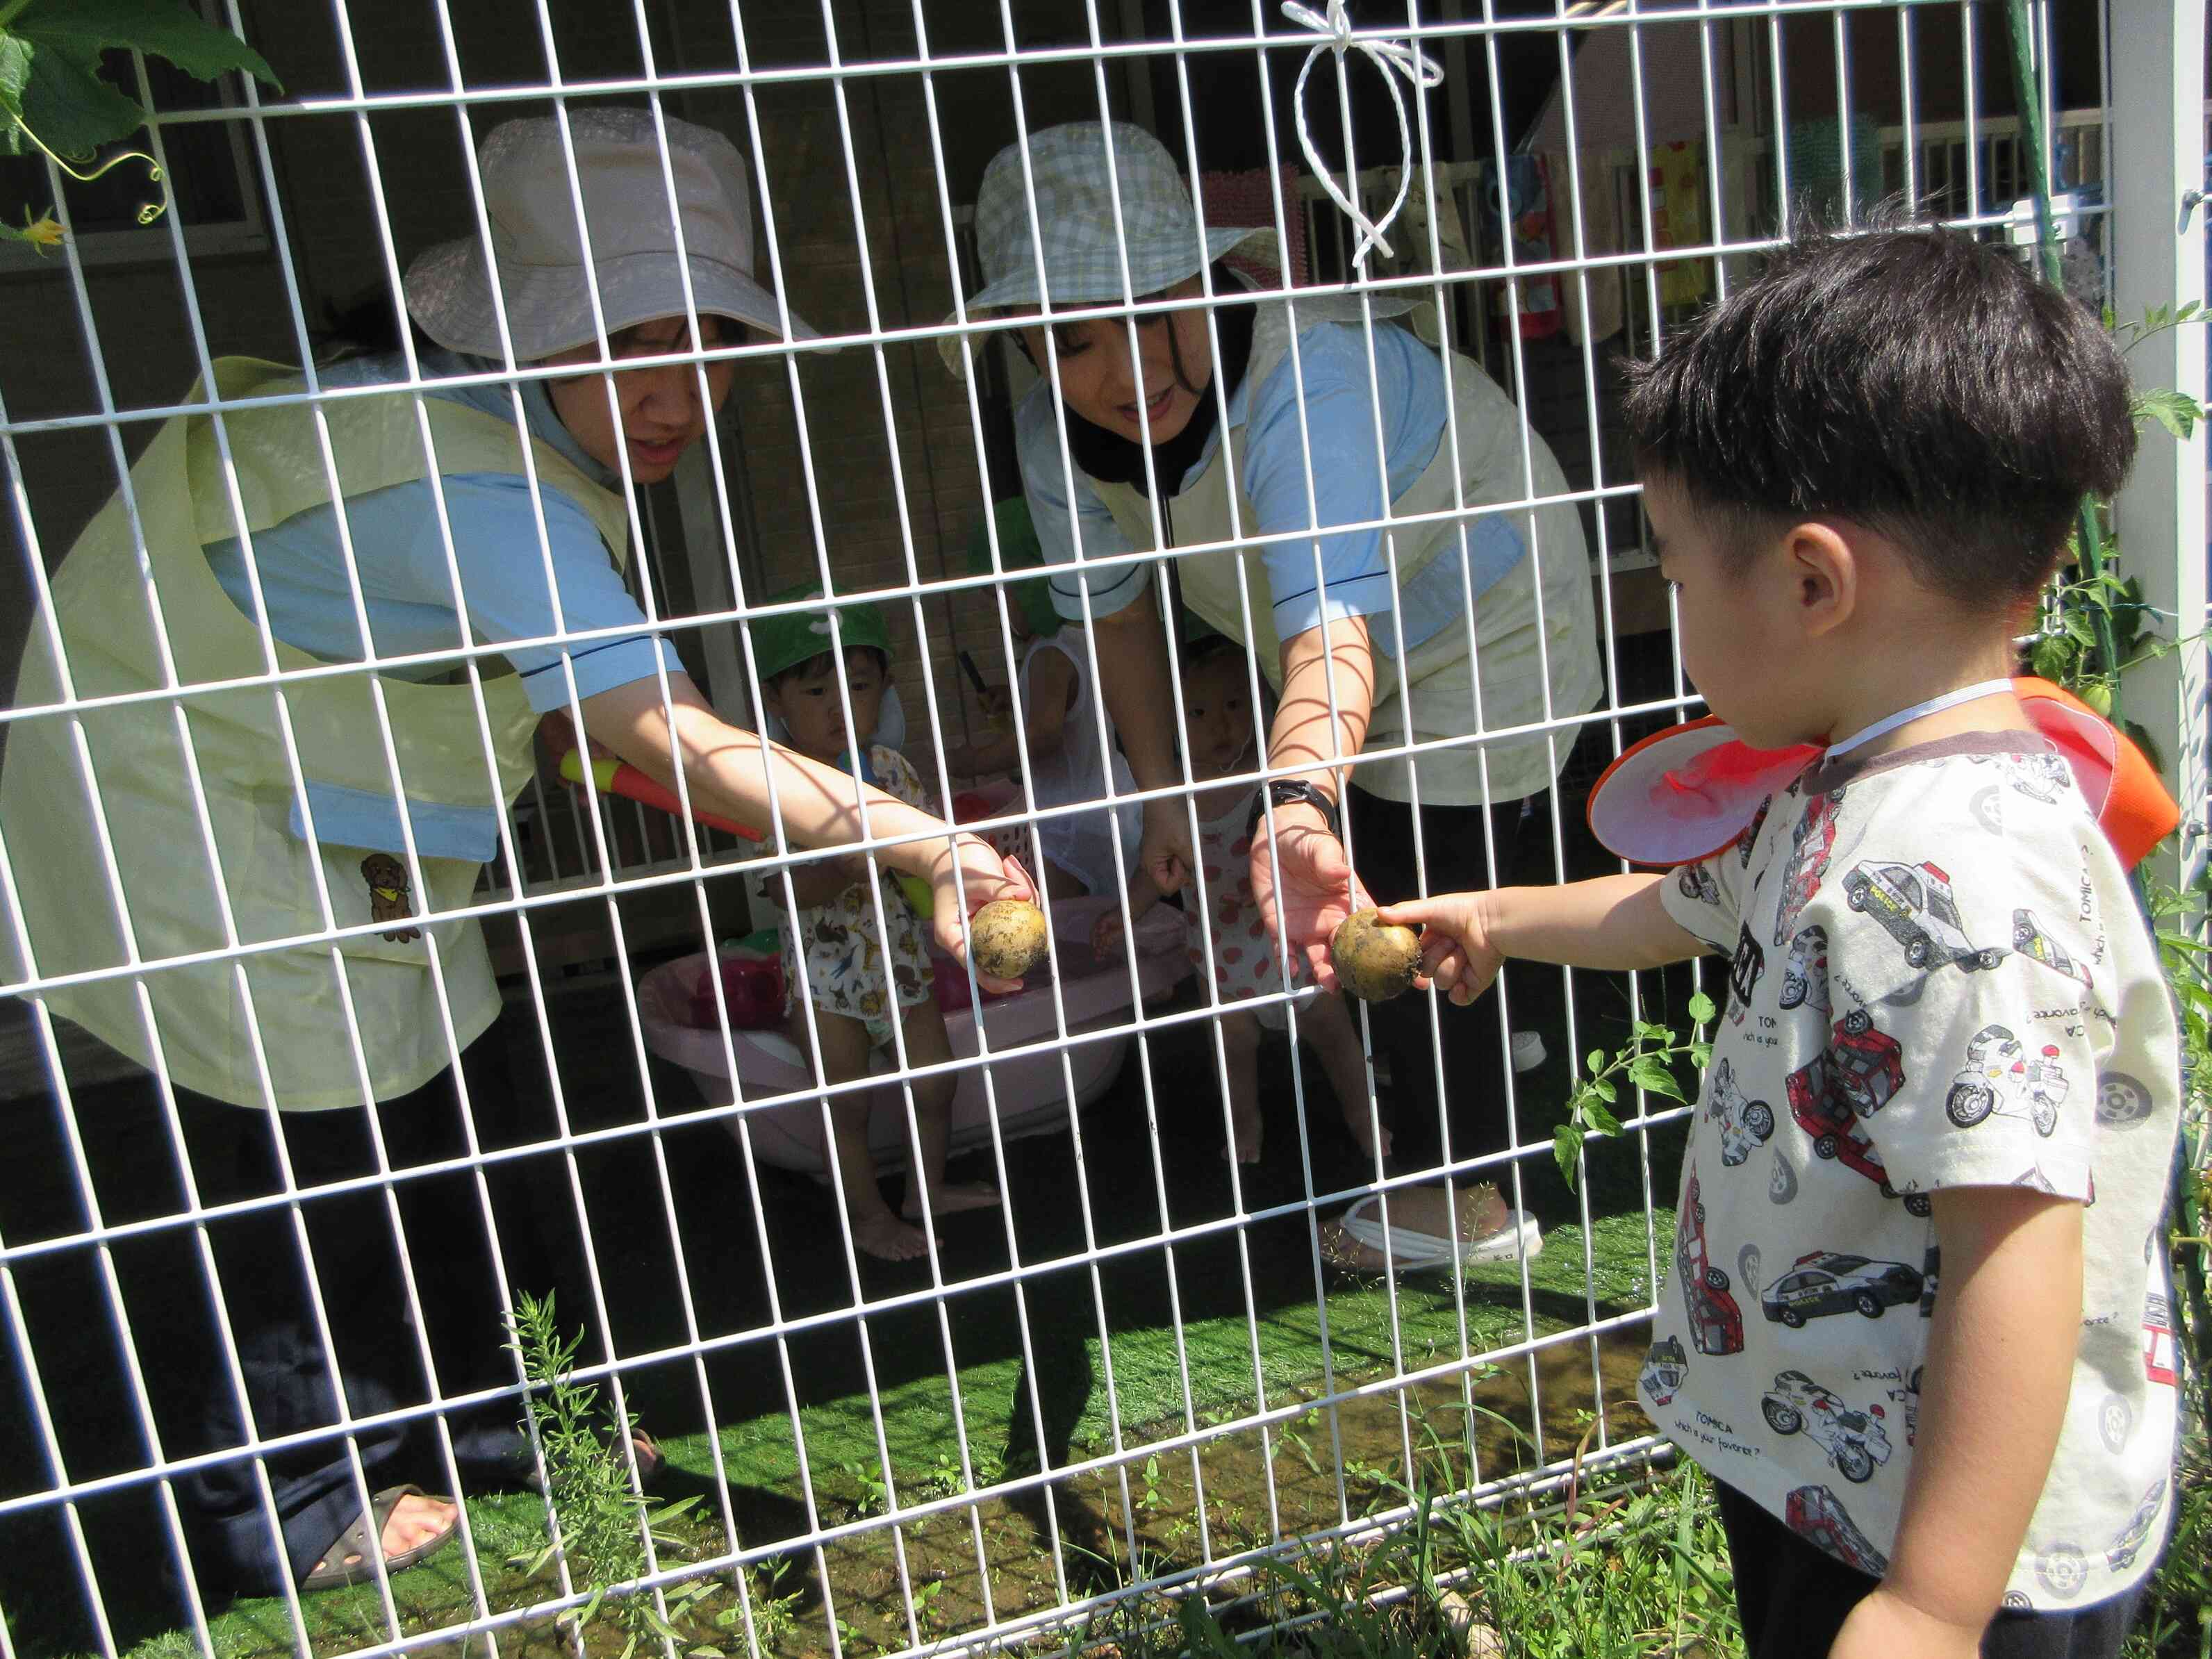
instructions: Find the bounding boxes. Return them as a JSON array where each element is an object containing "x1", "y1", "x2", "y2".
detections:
[
  {"x1": 0, "y1": 0, "x2": 278, "y2": 251},
  {"x1": 1553, "y1": 991, "x2": 1715, "y2": 1193}
]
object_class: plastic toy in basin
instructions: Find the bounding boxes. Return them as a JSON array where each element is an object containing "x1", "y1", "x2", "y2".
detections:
[{"x1": 636, "y1": 893, "x2": 1190, "y2": 1175}]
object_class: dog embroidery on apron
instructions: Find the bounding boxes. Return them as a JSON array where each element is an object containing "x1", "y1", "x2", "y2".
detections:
[{"x1": 360, "y1": 854, "x2": 422, "y2": 943}]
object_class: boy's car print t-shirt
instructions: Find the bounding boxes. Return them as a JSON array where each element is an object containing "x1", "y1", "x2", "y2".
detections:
[{"x1": 1649, "y1": 732, "x2": 2181, "y2": 1609}]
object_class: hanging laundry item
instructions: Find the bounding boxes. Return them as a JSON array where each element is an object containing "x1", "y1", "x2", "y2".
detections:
[
  {"x1": 1365, "y1": 160, "x2": 1478, "y2": 349},
  {"x1": 1783, "y1": 113, "x2": 1885, "y2": 224},
  {"x1": 1200, "y1": 165, "x2": 1312, "y2": 287},
  {"x1": 1646, "y1": 140, "x2": 1712, "y2": 308},
  {"x1": 1485, "y1": 153, "x2": 1562, "y2": 340},
  {"x1": 1540, "y1": 147, "x2": 1628, "y2": 348}
]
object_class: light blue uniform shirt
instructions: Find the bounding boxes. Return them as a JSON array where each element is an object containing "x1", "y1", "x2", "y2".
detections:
[
  {"x1": 201, "y1": 349, "x2": 679, "y2": 862},
  {"x1": 203, "y1": 348, "x2": 679, "y2": 714},
  {"x1": 1015, "y1": 319, "x2": 1528, "y2": 654}
]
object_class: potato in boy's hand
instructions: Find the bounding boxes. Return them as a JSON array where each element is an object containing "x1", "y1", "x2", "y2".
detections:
[
  {"x1": 1371, "y1": 895, "x2": 1501, "y2": 1007},
  {"x1": 1329, "y1": 909, "x2": 1423, "y2": 1002}
]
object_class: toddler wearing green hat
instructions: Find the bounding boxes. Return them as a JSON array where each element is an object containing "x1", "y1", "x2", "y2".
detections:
[{"x1": 751, "y1": 586, "x2": 1000, "y2": 1261}]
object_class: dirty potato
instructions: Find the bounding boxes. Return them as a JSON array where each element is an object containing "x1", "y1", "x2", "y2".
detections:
[
  {"x1": 1330, "y1": 909, "x2": 1421, "y2": 1002},
  {"x1": 969, "y1": 898, "x2": 1049, "y2": 979}
]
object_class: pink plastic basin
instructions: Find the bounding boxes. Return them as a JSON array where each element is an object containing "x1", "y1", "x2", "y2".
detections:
[{"x1": 636, "y1": 893, "x2": 1187, "y2": 1175}]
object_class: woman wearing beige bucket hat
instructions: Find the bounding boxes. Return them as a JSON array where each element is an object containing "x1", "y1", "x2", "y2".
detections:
[
  {"x1": 954, "y1": 120, "x2": 1601, "y2": 1187},
  {"x1": 1, "y1": 107, "x2": 1032, "y2": 1604}
]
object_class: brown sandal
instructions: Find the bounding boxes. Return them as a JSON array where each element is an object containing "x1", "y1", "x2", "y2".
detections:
[{"x1": 301, "y1": 1484, "x2": 456, "y2": 1592}]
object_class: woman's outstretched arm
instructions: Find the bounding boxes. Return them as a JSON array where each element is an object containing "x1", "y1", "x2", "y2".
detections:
[
  {"x1": 1246, "y1": 614, "x2": 1377, "y2": 987},
  {"x1": 574, "y1": 674, "x2": 1037, "y2": 983}
]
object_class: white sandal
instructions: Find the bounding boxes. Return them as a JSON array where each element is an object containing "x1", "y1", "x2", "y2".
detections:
[{"x1": 1325, "y1": 1191, "x2": 1543, "y2": 1274}]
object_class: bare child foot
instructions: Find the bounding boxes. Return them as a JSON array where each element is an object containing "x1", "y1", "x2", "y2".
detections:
[
  {"x1": 904, "y1": 1182, "x2": 1002, "y2": 1219},
  {"x1": 1222, "y1": 1097, "x2": 1264, "y2": 1164},
  {"x1": 850, "y1": 1207, "x2": 935, "y2": 1262}
]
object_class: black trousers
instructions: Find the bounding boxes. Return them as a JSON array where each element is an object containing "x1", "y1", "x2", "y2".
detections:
[
  {"x1": 1715, "y1": 1479, "x2": 2145, "y2": 1659},
  {"x1": 1344, "y1": 766, "x2": 1553, "y2": 1175},
  {"x1": 142, "y1": 1032, "x2": 581, "y2": 1598}
]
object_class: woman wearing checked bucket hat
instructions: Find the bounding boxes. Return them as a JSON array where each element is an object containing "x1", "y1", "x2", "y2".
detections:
[
  {"x1": 951, "y1": 122, "x2": 1601, "y2": 1189},
  {"x1": 1, "y1": 108, "x2": 1032, "y2": 1604}
]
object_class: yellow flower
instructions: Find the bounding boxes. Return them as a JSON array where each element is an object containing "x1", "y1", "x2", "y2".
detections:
[{"x1": 4, "y1": 209, "x2": 65, "y2": 254}]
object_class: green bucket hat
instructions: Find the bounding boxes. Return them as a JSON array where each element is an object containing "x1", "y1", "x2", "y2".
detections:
[
  {"x1": 750, "y1": 583, "x2": 891, "y2": 685},
  {"x1": 966, "y1": 497, "x2": 1062, "y2": 638}
]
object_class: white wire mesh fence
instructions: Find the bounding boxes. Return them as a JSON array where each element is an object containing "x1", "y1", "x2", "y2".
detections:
[{"x1": 0, "y1": 3, "x2": 2190, "y2": 1658}]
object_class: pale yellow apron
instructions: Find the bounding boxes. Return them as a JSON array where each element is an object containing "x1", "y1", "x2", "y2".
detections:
[
  {"x1": 1, "y1": 358, "x2": 632, "y2": 1109},
  {"x1": 1089, "y1": 297, "x2": 1603, "y2": 806}
]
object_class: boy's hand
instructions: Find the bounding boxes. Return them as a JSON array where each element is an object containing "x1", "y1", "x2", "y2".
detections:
[
  {"x1": 1829, "y1": 1588, "x2": 1984, "y2": 1659},
  {"x1": 927, "y1": 835, "x2": 1039, "y2": 993},
  {"x1": 1372, "y1": 894, "x2": 1502, "y2": 1006}
]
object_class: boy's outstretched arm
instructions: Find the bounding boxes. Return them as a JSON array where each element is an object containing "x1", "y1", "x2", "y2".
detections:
[
  {"x1": 1376, "y1": 873, "x2": 1710, "y2": 1005},
  {"x1": 1829, "y1": 1187, "x2": 2083, "y2": 1659}
]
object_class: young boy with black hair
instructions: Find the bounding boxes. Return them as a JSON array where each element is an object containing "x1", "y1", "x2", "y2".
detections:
[{"x1": 1379, "y1": 225, "x2": 2181, "y2": 1658}]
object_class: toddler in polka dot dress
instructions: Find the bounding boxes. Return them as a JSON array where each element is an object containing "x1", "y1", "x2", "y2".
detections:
[{"x1": 1100, "y1": 636, "x2": 1383, "y2": 1163}]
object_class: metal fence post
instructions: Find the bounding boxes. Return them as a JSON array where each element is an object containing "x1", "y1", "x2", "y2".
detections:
[{"x1": 2109, "y1": 0, "x2": 2209, "y2": 887}]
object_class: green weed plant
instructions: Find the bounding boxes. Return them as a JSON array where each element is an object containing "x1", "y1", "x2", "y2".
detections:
[{"x1": 506, "y1": 1291, "x2": 716, "y2": 1659}]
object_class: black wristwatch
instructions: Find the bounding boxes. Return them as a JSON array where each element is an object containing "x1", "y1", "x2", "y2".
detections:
[{"x1": 1246, "y1": 779, "x2": 1342, "y2": 843}]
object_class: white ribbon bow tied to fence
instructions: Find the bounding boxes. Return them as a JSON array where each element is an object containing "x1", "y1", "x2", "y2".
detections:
[{"x1": 1281, "y1": 0, "x2": 1446, "y2": 271}]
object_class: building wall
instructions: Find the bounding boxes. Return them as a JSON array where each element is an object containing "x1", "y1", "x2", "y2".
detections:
[{"x1": 0, "y1": 0, "x2": 1772, "y2": 806}]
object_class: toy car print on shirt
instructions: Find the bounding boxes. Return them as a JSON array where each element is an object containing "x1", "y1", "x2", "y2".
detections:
[
  {"x1": 1786, "y1": 1485, "x2": 1890, "y2": 1576},
  {"x1": 1783, "y1": 1013, "x2": 1930, "y2": 1215},
  {"x1": 1969, "y1": 748, "x2": 2074, "y2": 805},
  {"x1": 1676, "y1": 1171, "x2": 1745, "y2": 1355},
  {"x1": 1678, "y1": 862, "x2": 1723, "y2": 907},
  {"x1": 1707, "y1": 1057, "x2": 1775, "y2": 1165},
  {"x1": 2143, "y1": 1291, "x2": 2178, "y2": 1387},
  {"x1": 1772, "y1": 789, "x2": 1842, "y2": 946},
  {"x1": 2013, "y1": 908, "x2": 2093, "y2": 988},
  {"x1": 1780, "y1": 925, "x2": 1829, "y2": 1012},
  {"x1": 1639, "y1": 1336, "x2": 1688, "y2": 1408},
  {"x1": 2096, "y1": 1071, "x2": 2156, "y2": 1130},
  {"x1": 1947, "y1": 1024, "x2": 2067, "y2": 1137},
  {"x1": 1841, "y1": 858, "x2": 2006, "y2": 975},
  {"x1": 1760, "y1": 1370, "x2": 1894, "y2": 1484},
  {"x1": 1737, "y1": 796, "x2": 1771, "y2": 868},
  {"x1": 2107, "y1": 1480, "x2": 2166, "y2": 1572},
  {"x1": 1649, "y1": 739, "x2": 2180, "y2": 1611},
  {"x1": 1760, "y1": 1249, "x2": 1924, "y2": 1328}
]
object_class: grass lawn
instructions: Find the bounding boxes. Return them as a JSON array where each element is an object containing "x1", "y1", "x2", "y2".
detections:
[{"x1": 3, "y1": 952, "x2": 2201, "y2": 1659}]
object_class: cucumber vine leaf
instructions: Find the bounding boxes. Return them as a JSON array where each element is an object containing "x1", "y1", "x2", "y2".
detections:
[{"x1": 0, "y1": 0, "x2": 278, "y2": 245}]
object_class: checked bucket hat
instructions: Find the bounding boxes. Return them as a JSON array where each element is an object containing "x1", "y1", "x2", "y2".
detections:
[{"x1": 939, "y1": 121, "x2": 1279, "y2": 379}]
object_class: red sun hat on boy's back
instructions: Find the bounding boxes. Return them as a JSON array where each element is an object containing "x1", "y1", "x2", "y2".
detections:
[{"x1": 1587, "y1": 677, "x2": 2178, "y2": 872}]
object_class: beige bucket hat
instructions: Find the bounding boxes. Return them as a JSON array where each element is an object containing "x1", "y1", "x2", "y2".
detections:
[{"x1": 406, "y1": 107, "x2": 816, "y2": 362}]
